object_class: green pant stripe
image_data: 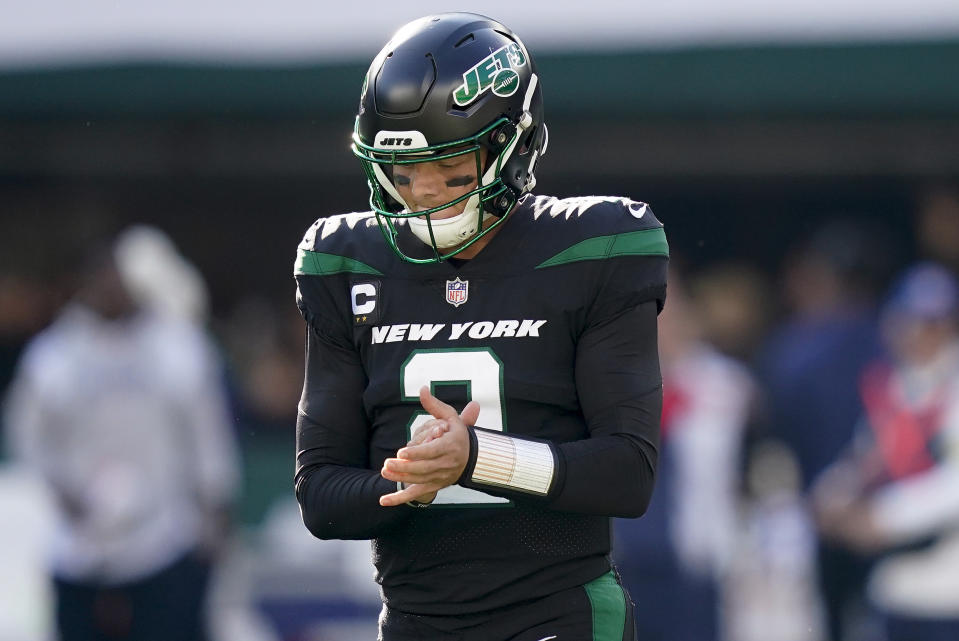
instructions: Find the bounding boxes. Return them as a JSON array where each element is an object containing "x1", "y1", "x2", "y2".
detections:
[{"x1": 583, "y1": 571, "x2": 626, "y2": 641}]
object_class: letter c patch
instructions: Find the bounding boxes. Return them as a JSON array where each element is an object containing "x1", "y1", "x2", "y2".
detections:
[{"x1": 351, "y1": 281, "x2": 380, "y2": 325}]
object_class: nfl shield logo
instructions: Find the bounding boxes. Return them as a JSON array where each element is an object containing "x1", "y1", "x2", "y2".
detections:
[{"x1": 446, "y1": 277, "x2": 469, "y2": 307}]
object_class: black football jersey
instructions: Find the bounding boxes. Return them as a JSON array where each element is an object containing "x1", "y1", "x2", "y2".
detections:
[{"x1": 294, "y1": 194, "x2": 668, "y2": 615}]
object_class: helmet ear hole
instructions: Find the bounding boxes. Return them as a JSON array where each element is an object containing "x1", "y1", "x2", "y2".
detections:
[{"x1": 518, "y1": 126, "x2": 538, "y2": 155}]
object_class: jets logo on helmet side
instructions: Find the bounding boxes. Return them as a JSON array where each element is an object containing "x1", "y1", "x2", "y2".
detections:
[{"x1": 453, "y1": 43, "x2": 528, "y2": 106}]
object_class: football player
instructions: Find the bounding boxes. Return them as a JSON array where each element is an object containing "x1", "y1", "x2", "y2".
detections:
[{"x1": 294, "y1": 12, "x2": 668, "y2": 641}]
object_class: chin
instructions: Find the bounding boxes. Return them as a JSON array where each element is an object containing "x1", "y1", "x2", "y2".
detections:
[{"x1": 423, "y1": 208, "x2": 466, "y2": 221}]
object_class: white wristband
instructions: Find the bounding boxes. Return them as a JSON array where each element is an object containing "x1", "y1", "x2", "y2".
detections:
[{"x1": 471, "y1": 429, "x2": 555, "y2": 495}]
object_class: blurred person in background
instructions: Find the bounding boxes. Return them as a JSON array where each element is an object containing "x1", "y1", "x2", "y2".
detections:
[
  {"x1": 224, "y1": 296, "x2": 304, "y2": 435},
  {"x1": 758, "y1": 219, "x2": 895, "y2": 641},
  {"x1": 0, "y1": 208, "x2": 80, "y2": 427},
  {"x1": 689, "y1": 262, "x2": 771, "y2": 363},
  {"x1": 613, "y1": 267, "x2": 755, "y2": 641},
  {"x1": 760, "y1": 220, "x2": 895, "y2": 488},
  {"x1": 813, "y1": 262, "x2": 959, "y2": 641},
  {"x1": 0, "y1": 273, "x2": 60, "y2": 420},
  {"x1": 3, "y1": 227, "x2": 241, "y2": 641},
  {"x1": 112, "y1": 224, "x2": 210, "y2": 325}
]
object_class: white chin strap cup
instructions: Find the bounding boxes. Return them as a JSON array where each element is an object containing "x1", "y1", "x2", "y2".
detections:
[{"x1": 408, "y1": 209, "x2": 494, "y2": 249}]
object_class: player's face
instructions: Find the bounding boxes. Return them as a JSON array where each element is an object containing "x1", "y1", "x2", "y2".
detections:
[{"x1": 393, "y1": 148, "x2": 487, "y2": 220}]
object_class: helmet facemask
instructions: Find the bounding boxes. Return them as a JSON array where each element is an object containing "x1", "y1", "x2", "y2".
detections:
[{"x1": 352, "y1": 115, "x2": 529, "y2": 264}]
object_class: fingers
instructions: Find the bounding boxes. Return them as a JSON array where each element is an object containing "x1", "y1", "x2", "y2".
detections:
[
  {"x1": 419, "y1": 387, "x2": 480, "y2": 427},
  {"x1": 419, "y1": 386, "x2": 461, "y2": 421},
  {"x1": 381, "y1": 455, "x2": 451, "y2": 484},
  {"x1": 383, "y1": 390, "x2": 475, "y2": 504},
  {"x1": 409, "y1": 420, "x2": 449, "y2": 446},
  {"x1": 460, "y1": 400, "x2": 480, "y2": 427},
  {"x1": 396, "y1": 437, "x2": 448, "y2": 461},
  {"x1": 379, "y1": 483, "x2": 440, "y2": 507}
]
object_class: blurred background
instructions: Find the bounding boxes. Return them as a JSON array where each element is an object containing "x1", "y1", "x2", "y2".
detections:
[{"x1": 2, "y1": 2, "x2": 959, "y2": 640}]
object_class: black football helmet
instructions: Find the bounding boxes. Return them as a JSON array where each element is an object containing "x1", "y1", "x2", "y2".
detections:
[{"x1": 352, "y1": 13, "x2": 548, "y2": 263}]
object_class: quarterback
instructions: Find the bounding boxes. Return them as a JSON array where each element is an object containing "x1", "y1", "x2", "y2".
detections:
[{"x1": 294, "y1": 13, "x2": 668, "y2": 641}]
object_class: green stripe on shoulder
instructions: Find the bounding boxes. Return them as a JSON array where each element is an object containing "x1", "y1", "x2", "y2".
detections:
[
  {"x1": 294, "y1": 248, "x2": 383, "y2": 276},
  {"x1": 535, "y1": 227, "x2": 668, "y2": 269},
  {"x1": 584, "y1": 571, "x2": 627, "y2": 641}
]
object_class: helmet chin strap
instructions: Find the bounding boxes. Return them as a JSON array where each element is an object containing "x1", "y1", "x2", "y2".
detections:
[{"x1": 407, "y1": 208, "x2": 496, "y2": 249}]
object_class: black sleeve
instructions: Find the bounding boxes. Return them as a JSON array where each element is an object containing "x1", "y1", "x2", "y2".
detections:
[
  {"x1": 557, "y1": 300, "x2": 661, "y2": 515},
  {"x1": 458, "y1": 300, "x2": 661, "y2": 517},
  {"x1": 295, "y1": 325, "x2": 415, "y2": 540}
]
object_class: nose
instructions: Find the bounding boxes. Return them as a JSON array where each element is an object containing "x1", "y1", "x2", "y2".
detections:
[{"x1": 406, "y1": 163, "x2": 443, "y2": 205}]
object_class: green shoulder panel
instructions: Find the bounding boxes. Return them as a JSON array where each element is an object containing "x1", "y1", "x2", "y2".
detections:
[
  {"x1": 535, "y1": 226, "x2": 668, "y2": 270},
  {"x1": 294, "y1": 211, "x2": 386, "y2": 277},
  {"x1": 294, "y1": 248, "x2": 383, "y2": 277}
]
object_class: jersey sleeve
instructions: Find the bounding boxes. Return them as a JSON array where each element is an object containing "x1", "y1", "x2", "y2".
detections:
[
  {"x1": 295, "y1": 325, "x2": 418, "y2": 540},
  {"x1": 294, "y1": 222, "x2": 417, "y2": 540}
]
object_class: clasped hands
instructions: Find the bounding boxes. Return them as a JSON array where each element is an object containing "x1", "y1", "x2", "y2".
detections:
[{"x1": 379, "y1": 386, "x2": 478, "y2": 507}]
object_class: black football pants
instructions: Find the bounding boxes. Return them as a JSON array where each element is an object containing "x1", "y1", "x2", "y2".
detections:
[{"x1": 379, "y1": 570, "x2": 636, "y2": 641}]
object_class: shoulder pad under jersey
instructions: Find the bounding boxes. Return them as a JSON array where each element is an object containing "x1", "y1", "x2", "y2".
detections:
[
  {"x1": 517, "y1": 194, "x2": 668, "y2": 270},
  {"x1": 294, "y1": 211, "x2": 395, "y2": 279}
]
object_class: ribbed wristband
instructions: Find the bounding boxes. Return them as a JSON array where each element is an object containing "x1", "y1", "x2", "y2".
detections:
[{"x1": 470, "y1": 428, "x2": 555, "y2": 495}]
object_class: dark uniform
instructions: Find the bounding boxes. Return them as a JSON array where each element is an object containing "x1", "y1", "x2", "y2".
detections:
[{"x1": 295, "y1": 194, "x2": 667, "y2": 640}]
